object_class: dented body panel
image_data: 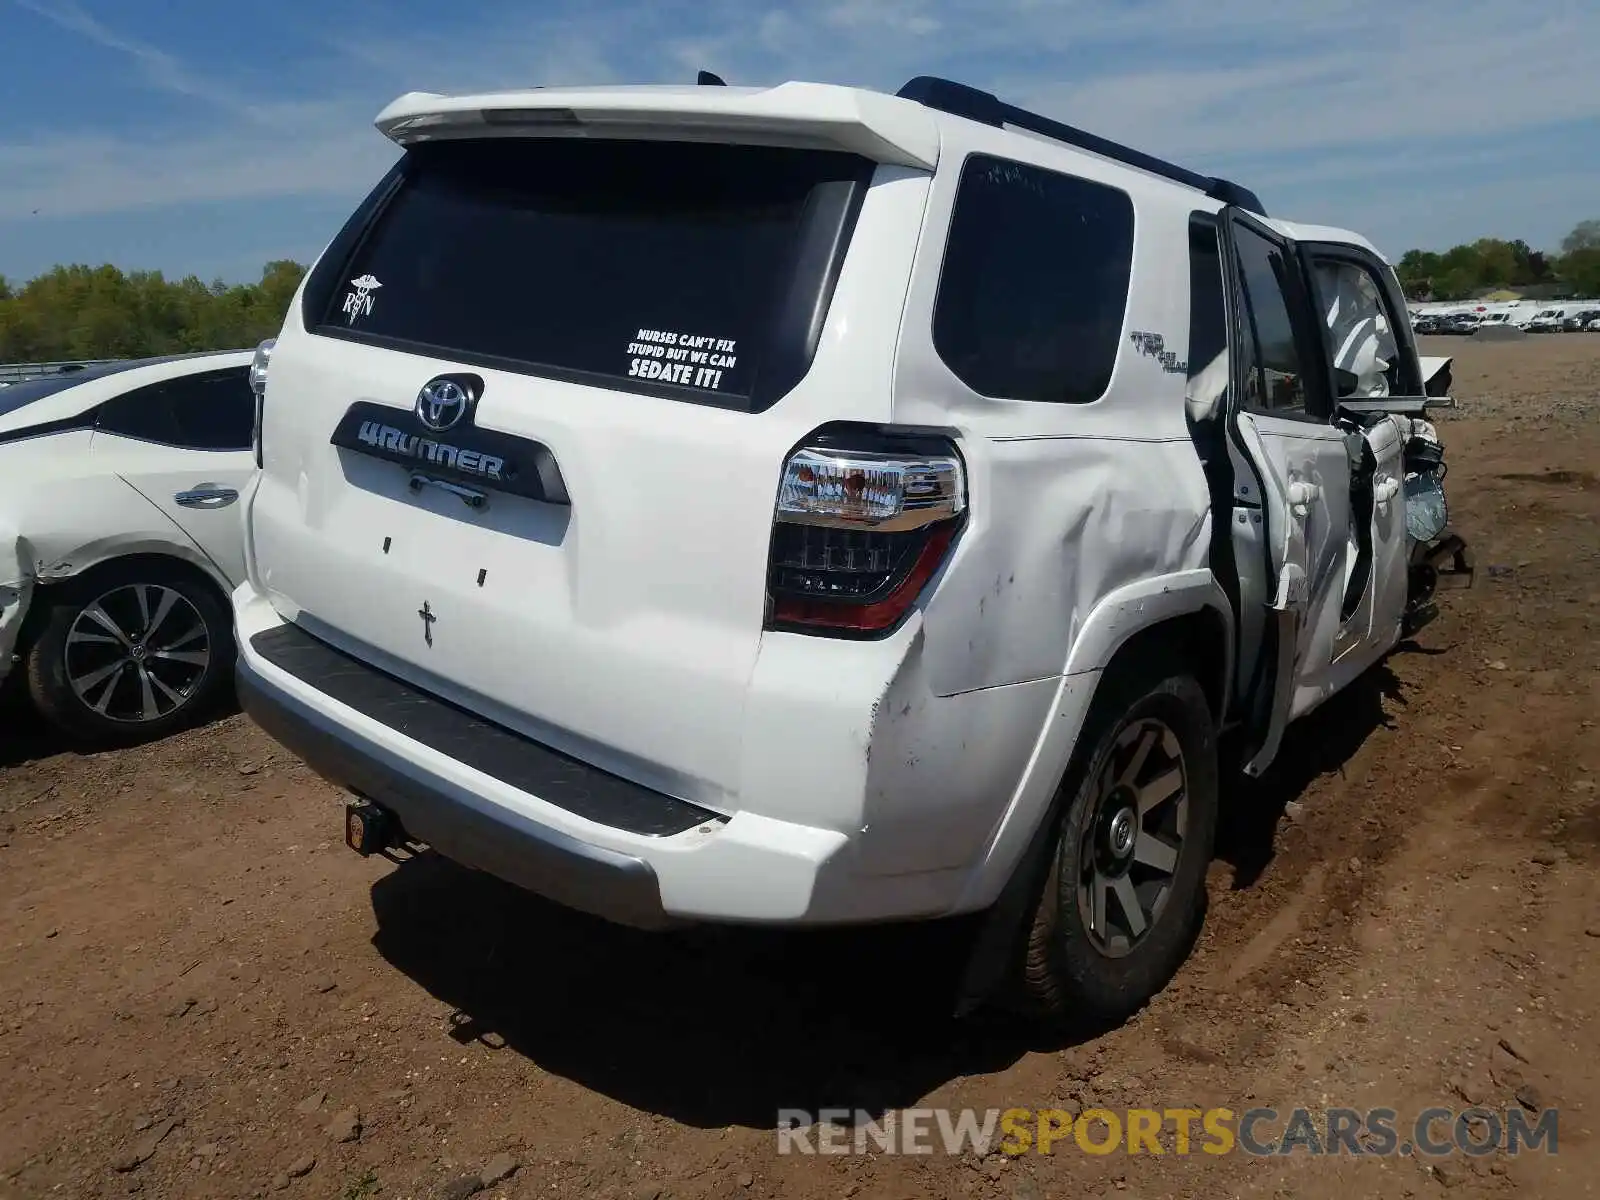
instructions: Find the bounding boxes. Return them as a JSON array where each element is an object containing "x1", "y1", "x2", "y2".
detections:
[
  {"x1": 0, "y1": 437, "x2": 236, "y2": 667},
  {"x1": 0, "y1": 351, "x2": 254, "y2": 689},
  {"x1": 893, "y1": 115, "x2": 1225, "y2": 701}
]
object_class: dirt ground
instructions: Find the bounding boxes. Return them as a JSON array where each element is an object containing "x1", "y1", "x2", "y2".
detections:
[{"x1": 1, "y1": 335, "x2": 1596, "y2": 1200}]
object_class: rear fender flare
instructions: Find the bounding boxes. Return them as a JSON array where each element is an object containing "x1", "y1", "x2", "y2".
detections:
[
  {"x1": 1063, "y1": 570, "x2": 1235, "y2": 711},
  {"x1": 955, "y1": 570, "x2": 1234, "y2": 915},
  {"x1": 951, "y1": 571, "x2": 1234, "y2": 1010}
]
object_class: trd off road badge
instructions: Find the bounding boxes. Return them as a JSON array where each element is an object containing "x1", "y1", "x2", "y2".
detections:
[{"x1": 342, "y1": 274, "x2": 382, "y2": 324}]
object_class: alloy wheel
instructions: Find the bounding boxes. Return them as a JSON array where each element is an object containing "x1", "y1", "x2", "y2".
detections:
[
  {"x1": 64, "y1": 584, "x2": 212, "y2": 724},
  {"x1": 1076, "y1": 716, "x2": 1190, "y2": 958}
]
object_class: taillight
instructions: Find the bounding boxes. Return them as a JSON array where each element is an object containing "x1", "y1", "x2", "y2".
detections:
[
  {"x1": 249, "y1": 337, "x2": 274, "y2": 469},
  {"x1": 764, "y1": 432, "x2": 966, "y2": 637}
]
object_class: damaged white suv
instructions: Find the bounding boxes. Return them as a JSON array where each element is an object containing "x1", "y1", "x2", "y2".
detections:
[{"x1": 235, "y1": 76, "x2": 1472, "y2": 1021}]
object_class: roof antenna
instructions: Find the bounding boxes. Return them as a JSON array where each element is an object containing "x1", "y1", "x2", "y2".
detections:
[{"x1": 697, "y1": 70, "x2": 726, "y2": 86}]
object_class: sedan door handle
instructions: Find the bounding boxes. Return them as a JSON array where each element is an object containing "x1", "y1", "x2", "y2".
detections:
[{"x1": 174, "y1": 484, "x2": 239, "y2": 508}]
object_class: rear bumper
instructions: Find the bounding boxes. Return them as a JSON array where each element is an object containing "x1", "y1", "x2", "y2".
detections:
[
  {"x1": 232, "y1": 584, "x2": 881, "y2": 927},
  {"x1": 236, "y1": 651, "x2": 678, "y2": 928}
]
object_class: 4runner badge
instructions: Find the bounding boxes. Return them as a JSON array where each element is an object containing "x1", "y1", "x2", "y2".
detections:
[{"x1": 341, "y1": 274, "x2": 382, "y2": 324}]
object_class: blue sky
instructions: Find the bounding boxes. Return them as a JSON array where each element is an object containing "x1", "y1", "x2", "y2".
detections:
[{"x1": 2, "y1": 0, "x2": 1597, "y2": 284}]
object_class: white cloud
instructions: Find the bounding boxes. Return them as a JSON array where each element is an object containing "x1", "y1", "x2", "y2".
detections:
[
  {"x1": 823, "y1": 0, "x2": 944, "y2": 36},
  {"x1": 2, "y1": 0, "x2": 1596, "y2": 259},
  {"x1": 0, "y1": 122, "x2": 395, "y2": 221},
  {"x1": 11, "y1": 0, "x2": 256, "y2": 114},
  {"x1": 1014, "y1": 9, "x2": 1600, "y2": 164}
]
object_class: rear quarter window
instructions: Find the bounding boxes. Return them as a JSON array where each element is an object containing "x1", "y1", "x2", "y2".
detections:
[
  {"x1": 932, "y1": 154, "x2": 1135, "y2": 404},
  {"x1": 310, "y1": 138, "x2": 875, "y2": 410},
  {"x1": 96, "y1": 368, "x2": 254, "y2": 450}
]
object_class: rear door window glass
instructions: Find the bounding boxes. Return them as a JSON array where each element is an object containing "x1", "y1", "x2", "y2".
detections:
[{"x1": 1232, "y1": 224, "x2": 1312, "y2": 416}]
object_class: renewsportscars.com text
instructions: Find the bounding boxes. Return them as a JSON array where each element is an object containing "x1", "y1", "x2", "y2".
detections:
[{"x1": 776, "y1": 1106, "x2": 1559, "y2": 1158}]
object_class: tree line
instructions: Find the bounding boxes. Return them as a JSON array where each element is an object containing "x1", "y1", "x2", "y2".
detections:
[
  {"x1": 1396, "y1": 220, "x2": 1600, "y2": 301},
  {"x1": 0, "y1": 261, "x2": 306, "y2": 364},
  {"x1": 1, "y1": 217, "x2": 1597, "y2": 363}
]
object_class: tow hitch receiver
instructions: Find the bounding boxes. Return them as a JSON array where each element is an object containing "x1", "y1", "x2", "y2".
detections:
[{"x1": 345, "y1": 799, "x2": 392, "y2": 857}]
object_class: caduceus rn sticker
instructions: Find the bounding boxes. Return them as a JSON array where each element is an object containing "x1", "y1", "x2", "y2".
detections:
[{"x1": 342, "y1": 274, "x2": 382, "y2": 324}]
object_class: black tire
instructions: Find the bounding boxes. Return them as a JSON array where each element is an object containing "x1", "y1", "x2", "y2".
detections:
[
  {"x1": 24, "y1": 560, "x2": 235, "y2": 748},
  {"x1": 1019, "y1": 668, "x2": 1219, "y2": 1026}
]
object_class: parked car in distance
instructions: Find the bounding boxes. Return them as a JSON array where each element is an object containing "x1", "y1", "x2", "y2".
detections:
[
  {"x1": 0, "y1": 351, "x2": 258, "y2": 746},
  {"x1": 1562, "y1": 309, "x2": 1600, "y2": 332},
  {"x1": 1526, "y1": 308, "x2": 1566, "y2": 332},
  {"x1": 234, "y1": 74, "x2": 1473, "y2": 1025}
]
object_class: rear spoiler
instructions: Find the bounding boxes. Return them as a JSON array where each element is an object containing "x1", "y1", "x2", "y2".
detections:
[{"x1": 374, "y1": 83, "x2": 941, "y2": 171}]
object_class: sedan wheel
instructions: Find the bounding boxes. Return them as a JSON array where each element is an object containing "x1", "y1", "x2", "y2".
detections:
[
  {"x1": 25, "y1": 563, "x2": 235, "y2": 748},
  {"x1": 64, "y1": 583, "x2": 212, "y2": 724}
]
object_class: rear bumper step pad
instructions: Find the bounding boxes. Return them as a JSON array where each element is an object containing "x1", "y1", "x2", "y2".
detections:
[{"x1": 238, "y1": 622, "x2": 726, "y2": 928}]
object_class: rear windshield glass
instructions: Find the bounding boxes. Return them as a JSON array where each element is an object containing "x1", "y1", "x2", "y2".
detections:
[
  {"x1": 0, "y1": 376, "x2": 81, "y2": 417},
  {"x1": 319, "y1": 138, "x2": 872, "y2": 402},
  {"x1": 0, "y1": 365, "x2": 123, "y2": 416},
  {"x1": 0, "y1": 356, "x2": 233, "y2": 419}
]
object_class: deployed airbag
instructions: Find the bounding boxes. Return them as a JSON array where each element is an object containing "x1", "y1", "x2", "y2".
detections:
[{"x1": 1316, "y1": 260, "x2": 1397, "y2": 398}]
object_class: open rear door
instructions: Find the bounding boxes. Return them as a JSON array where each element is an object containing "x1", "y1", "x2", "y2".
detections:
[{"x1": 1216, "y1": 210, "x2": 1352, "y2": 778}]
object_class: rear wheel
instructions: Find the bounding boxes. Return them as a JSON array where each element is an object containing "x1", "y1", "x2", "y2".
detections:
[
  {"x1": 25, "y1": 562, "x2": 235, "y2": 748},
  {"x1": 1020, "y1": 669, "x2": 1218, "y2": 1026}
]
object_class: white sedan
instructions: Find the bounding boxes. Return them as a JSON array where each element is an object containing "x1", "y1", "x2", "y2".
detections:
[{"x1": 0, "y1": 350, "x2": 257, "y2": 746}]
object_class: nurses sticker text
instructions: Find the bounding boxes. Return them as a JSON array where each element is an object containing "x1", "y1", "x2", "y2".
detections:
[{"x1": 627, "y1": 328, "x2": 738, "y2": 390}]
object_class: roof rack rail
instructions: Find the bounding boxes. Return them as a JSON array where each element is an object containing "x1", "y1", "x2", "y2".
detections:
[{"x1": 895, "y1": 76, "x2": 1267, "y2": 217}]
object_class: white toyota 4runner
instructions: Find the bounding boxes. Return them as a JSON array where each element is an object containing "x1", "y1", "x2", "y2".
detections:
[{"x1": 234, "y1": 76, "x2": 1472, "y2": 1022}]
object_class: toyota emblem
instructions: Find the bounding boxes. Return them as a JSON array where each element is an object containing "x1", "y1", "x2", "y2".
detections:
[{"x1": 415, "y1": 378, "x2": 471, "y2": 432}]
